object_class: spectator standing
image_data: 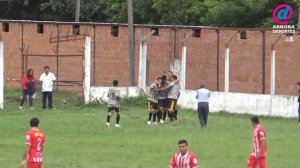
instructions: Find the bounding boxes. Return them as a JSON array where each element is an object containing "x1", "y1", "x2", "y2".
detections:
[
  {"x1": 19, "y1": 69, "x2": 36, "y2": 109},
  {"x1": 39, "y1": 66, "x2": 56, "y2": 109},
  {"x1": 196, "y1": 84, "x2": 210, "y2": 128}
]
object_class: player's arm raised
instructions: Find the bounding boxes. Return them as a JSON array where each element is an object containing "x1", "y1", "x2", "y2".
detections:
[
  {"x1": 146, "y1": 87, "x2": 151, "y2": 97},
  {"x1": 156, "y1": 81, "x2": 177, "y2": 91},
  {"x1": 147, "y1": 83, "x2": 156, "y2": 96},
  {"x1": 20, "y1": 144, "x2": 30, "y2": 168}
]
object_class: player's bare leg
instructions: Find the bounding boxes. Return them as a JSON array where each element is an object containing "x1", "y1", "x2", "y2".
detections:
[
  {"x1": 148, "y1": 112, "x2": 152, "y2": 125},
  {"x1": 173, "y1": 109, "x2": 179, "y2": 123},
  {"x1": 162, "y1": 109, "x2": 167, "y2": 122},
  {"x1": 106, "y1": 112, "x2": 112, "y2": 127},
  {"x1": 115, "y1": 112, "x2": 121, "y2": 127},
  {"x1": 158, "y1": 107, "x2": 164, "y2": 123},
  {"x1": 168, "y1": 109, "x2": 174, "y2": 121},
  {"x1": 152, "y1": 111, "x2": 158, "y2": 125}
]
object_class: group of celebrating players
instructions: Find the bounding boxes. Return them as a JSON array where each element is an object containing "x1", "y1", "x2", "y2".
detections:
[
  {"x1": 105, "y1": 70, "x2": 181, "y2": 127},
  {"x1": 146, "y1": 71, "x2": 181, "y2": 125}
]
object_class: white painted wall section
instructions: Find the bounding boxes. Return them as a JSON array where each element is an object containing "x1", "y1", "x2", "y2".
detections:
[
  {"x1": 89, "y1": 87, "x2": 142, "y2": 102},
  {"x1": 138, "y1": 42, "x2": 147, "y2": 91},
  {"x1": 224, "y1": 47, "x2": 230, "y2": 92},
  {"x1": 84, "y1": 37, "x2": 91, "y2": 104},
  {"x1": 89, "y1": 87, "x2": 298, "y2": 118},
  {"x1": 181, "y1": 46, "x2": 187, "y2": 90},
  {"x1": 179, "y1": 91, "x2": 298, "y2": 118},
  {"x1": 270, "y1": 49, "x2": 276, "y2": 95}
]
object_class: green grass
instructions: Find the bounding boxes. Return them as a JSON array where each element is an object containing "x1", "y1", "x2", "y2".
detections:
[{"x1": 0, "y1": 89, "x2": 299, "y2": 168}]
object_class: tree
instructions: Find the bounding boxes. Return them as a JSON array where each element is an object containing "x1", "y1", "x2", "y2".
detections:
[
  {"x1": 133, "y1": 0, "x2": 160, "y2": 24},
  {"x1": 40, "y1": 0, "x2": 107, "y2": 22},
  {"x1": 0, "y1": 0, "x2": 298, "y2": 28},
  {"x1": 152, "y1": 0, "x2": 205, "y2": 25},
  {"x1": 200, "y1": 0, "x2": 299, "y2": 28},
  {"x1": 103, "y1": 0, "x2": 127, "y2": 23},
  {"x1": 0, "y1": 0, "x2": 45, "y2": 20}
]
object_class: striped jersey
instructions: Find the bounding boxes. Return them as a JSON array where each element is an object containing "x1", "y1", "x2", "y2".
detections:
[
  {"x1": 147, "y1": 83, "x2": 159, "y2": 103},
  {"x1": 107, "y1": 87, "x2": 121, "y2": 108},
  {"x1": 169, "y1": 151, "x2": 198, "y2": 168},
  {"x1": 168, "y1": 82, "x2": 181, "y2": 99},
  {"x1": 25, "y1": 128, "x2": 45, "y2": 163},
  {"x1": 157, "y1": 82, "x2": 168, "y2": 99},
  {"x1": 252, "y1": 125, "x2": 267, "y2": 157}
]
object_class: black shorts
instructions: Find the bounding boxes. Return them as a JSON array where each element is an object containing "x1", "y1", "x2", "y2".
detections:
[
  {"x1": 167, "y1": 98, "x2": 177, "y2": 112},
  {"x1": 108, "y1": 107, "x2": 121, "y2": 113},
  {"x1": 147, "y1": 100, "x2": 158, "y2": 112},
  {"x1": 158, "y1": 99, "x2": 168, "y2": 110}
]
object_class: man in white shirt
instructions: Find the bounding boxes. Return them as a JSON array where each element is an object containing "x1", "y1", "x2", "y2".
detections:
[
  {"x1": 39, "y1": 66, "x2": 56, "y2": 109},
  {"x1": 196, "y1": 84, "x2": 210, "y2": 128}
]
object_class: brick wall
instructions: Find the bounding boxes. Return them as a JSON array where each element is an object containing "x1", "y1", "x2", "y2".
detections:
[{"x1": 0, "y1": 21, "x2": 299, "y2": 96}]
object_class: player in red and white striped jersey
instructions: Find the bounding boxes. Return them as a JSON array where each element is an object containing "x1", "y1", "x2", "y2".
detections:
[
  {"x1": 169, "y1": 140, "x2": 199, "y2": 168},
  {"x1": 20, "y1": 118, "x2": 45, "y2": 168},
  {"x1": 247, "y1": 116, "x2": 267, "y2": 168}
]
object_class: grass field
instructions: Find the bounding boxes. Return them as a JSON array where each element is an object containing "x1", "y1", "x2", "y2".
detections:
[{"x1": 0, "y1": 89, "x2": 299, "y2": 168}]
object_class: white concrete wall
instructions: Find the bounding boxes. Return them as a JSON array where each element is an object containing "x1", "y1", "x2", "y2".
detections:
[
  {"x1": 84, "y1": 37, "x2": 91, "y2": 104},
  {"x1": 89, "y1": 87, "x2": 143, "y2": 102},
  {"x1": 89, "y1": 87, "x2": 299, "y2": 118},
  {"x1": 179, "y1": 91, "x2": 298, "y2": 118}
]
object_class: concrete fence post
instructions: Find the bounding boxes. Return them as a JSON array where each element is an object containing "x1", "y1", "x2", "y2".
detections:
[
  {"x1": 137, "y1": 29, "x2": 155, "y2": 91},
  {"x1": 224, "y1": 47, "x2": 230, "y2": 92},
  {"x1": 84, "y1": 37, "x2": 91, "y2": 104}
]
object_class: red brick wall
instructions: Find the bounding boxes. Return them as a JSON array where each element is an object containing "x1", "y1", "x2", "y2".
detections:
[{"x1": 0, "y1": 21, "x2": 299, "y2": 96}]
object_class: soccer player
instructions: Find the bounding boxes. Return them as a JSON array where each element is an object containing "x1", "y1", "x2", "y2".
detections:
[
  {"x1": 158, "y1": 75, "x2": 180, "y2": 122},
  {"x1": 106, "y1": 80, "x2": 122, "y2": 127},
  {"x1": 167, "y1": 75, "x2": 181, "y2": 122},
  {"x1": 247, "y1": 116, "x2": 268, "y2": 168},
  {"x1": 167, "y1": 70, "x2": 173, "y2": 81},
  {"x1": 169, "y1": 140, "x2": 199, "y2": 168},
  {"x1": 157, "y1": 75, "x2": 168, "y2": 123},
  {"x1": 147, "y1": 77, "x2": 162, "y2": 125},
  {"x1": 20, "y1": 117, "x2": 45, "y2": 168}
]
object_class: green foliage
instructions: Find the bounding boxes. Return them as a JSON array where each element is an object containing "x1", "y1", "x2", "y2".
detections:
[
  {"x1": 152, "y1": 0, "x2": 205, "y2": 25},
  {"x1": 133, "y1": 0, "x2": 160, "y2": 24},
  {"x1": 104, "y1": 0, "x2": 127, "y2": 23},
  {"x1": 0, "y1": 0, "x2": 299, "y2": 27},
  {"x1": 201, "y1": 0, "x2": 299, "y2": 28},
  {"x1": 121, "y1": 95, "x2": 147, "y2": 107},
  {"x1": 40, "y1": 0, "x2": 108, "y2": 21}
]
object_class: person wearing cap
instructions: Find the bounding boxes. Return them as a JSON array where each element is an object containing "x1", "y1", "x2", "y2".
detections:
[{"x1": 39, "y1": 66, "x2": 56, "y2": 109}]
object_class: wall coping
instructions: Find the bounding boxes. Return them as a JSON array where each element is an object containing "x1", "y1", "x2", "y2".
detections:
[{"x1": 1, "y1": 19, "x2": 300, "y2": 32}]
